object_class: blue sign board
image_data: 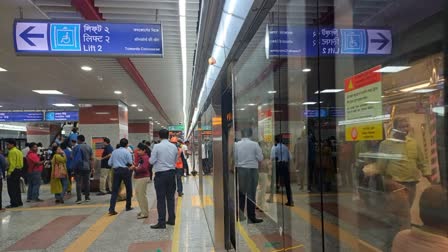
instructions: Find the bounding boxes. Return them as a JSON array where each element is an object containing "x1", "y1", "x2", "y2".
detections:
[
  {"x1": 14, "y1": 20, "x2": 163, "y2": 57},
  {"x1": 328, "y1": 108, "x2": 345, "y2": 117},
  {"x1": 266, "y1": 25, "x2": 391, "y2": 57},
  {"x1": 304, "y1": 109, "x2": 328, "y2": 118},
  {"x1": 0, "y1": 112, "x2": 44, "y2": 122},
  {"x1": 45, "y1": 111, "x2": 79, "y2": 121}
]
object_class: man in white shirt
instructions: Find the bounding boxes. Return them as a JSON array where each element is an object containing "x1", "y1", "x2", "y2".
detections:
[
  {"x1": 235, "y1": 128, "x2": 263, "y2": 223},
  {"x1": 149, "y1": 129, "x2": 178, "y2": 229},
  {"x1": 181, "y1": 140, "x2": 190, "y2": 176}
]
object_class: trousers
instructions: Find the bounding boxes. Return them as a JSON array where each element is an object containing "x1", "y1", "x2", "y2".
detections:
[
  {"x1": 109, "y1": 168, "x2": 132, "y2": 212},
  {"x1": 27, "y1": 171, "x2": 41, "y2": 200},
  {"x1": 175, "y1": 169, "x2": 183, "y2": 193},
  {"x1": 75, "y1": 170, "x2": 91, "y2": 200},
  {"x1": 237, "y1": 167, "x2": 259, "y2": 219},
  {"x1": 7, "y1": 169, "x2": 23, "y2": 206},
  {"x1": 99, "y1": 168, "x2": 113, "y2": 193},
  {"x1": 135, "y1": 177, "x2": 150, "y2": 217},
  {"x1": 154, "y1": 170, "x2": 176, "y2": 224}
]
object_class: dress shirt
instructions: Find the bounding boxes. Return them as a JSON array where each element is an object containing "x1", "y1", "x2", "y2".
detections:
[
  {"x1": 7, "y1": 147, "x2": 23, "y2": 175},
  {"x1": 235, "y1": 138, "x2": 263, "y2": 169},
  {"x1": 271, "y1": 143, "x2": 291, "y2": 162},
  {"x1": 150, "y1": 139, "x2": 178, "y2": 173},
  {"x1": 108, "y1": 147, "x2": 133, "y2": 169}
]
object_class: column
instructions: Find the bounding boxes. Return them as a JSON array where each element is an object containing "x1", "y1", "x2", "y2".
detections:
[
  {"x1": 128, "y1": 121, "x2": 151, "y2": 147},
  {"x1": 26, "y1": 123, "x2": 51, "y2": 147}
]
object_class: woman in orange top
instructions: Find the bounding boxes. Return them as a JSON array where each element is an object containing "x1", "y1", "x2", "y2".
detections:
[{"x1": 171, "y1": 137, "x2": 184, "y2": 197}]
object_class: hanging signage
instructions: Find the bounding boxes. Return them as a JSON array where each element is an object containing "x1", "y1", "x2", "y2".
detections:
[
  {"x1": 168, "y1": 125, "x2": 185, "y2": 132},
  {"x1": 344, "y1": 65, "x2": 383, "y2": 141},
  {"x1": 266, "y1": 26, "x2": 392, "y2": 58},
  {"x1": 0, "y1": 112, "x2": 44, "y2": 122},
  {"x1": 14, "y1": 20, "x2": 163, "y2": 57},
  {"x1": 45, "y1": 111, "x2": 79, "y2": 121},
  {"x1": 304, "y1": 109, "x2": 328, "y2": 118}
]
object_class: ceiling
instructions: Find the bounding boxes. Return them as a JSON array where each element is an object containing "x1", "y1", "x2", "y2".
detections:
[{"x1": 0, "y1": 0, "x2": 200, "y2": 129}]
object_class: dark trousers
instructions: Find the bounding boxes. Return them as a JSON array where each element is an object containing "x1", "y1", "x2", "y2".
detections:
[
  {"x1": 0, "y1": 179, "x2": 3, "y2": 209},
  {"x1": 202, "y1": 159, "x2": 210, "y2": 174},
  {"x1": 109, "y1": 168, "x2": 132, "y2": 212},
  {"x1": 237, "y1": 167, "x2": 259, "y2": 219},
  {"x1": 7, "y1": 169, "x2": 23, "y2": 206},
  {"x1": 154, "y1": 170, "x2": 176, "y2": 224},
  {"x1": 175, "y1": 169, "x2": 183, "y2": 193},
  {"x1": 273, "y1": 162, "x2": 293, "y2": 203},
  {"x1": 27, "y1": 171, "x2": 41, "y2": 200},
  {"x1": 183, "y1": 159, "x2": 189, "y2": 175},
  {"x1": 75, "y1": 170, "x2": 91, "y2": 201}
]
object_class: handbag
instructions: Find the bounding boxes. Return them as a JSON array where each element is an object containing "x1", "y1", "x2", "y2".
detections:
[{"x1": 54, "y1": 162, "x2": 68, "y2": 178}]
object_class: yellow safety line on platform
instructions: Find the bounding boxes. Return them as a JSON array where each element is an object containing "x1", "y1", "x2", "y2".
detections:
[
  {"x1": 64, "y1": 201, "x2": 126, "y2": 252},
  {"x1": 236, "y1": 222, "x2": 260, "y2": 252},
  {"x1": 7, "y1": 203, "x2": 109, "y2": 212},
  {"x1": 272, "y1": 244, "x2": 304, "y2": 252},
  {"x1": 171, "y1": 196, "x2": 183, "y2": 252}
]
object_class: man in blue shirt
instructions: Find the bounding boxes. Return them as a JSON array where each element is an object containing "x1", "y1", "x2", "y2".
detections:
[
  {"x1": 270, "y1": 134, "x2": 294, "y2": 206},
  {"x1": 149, "y1": 129, "x2": 178, "y2": 229},
  {"x1": 108, "y1": 138, "x2": 134, "y2": 215},
  {"x1": 98, "y1": 137, "x2": 114, "y2": 195},
  {"x1": 72, "y1": 135, "x2": 94, "y2": 204}
]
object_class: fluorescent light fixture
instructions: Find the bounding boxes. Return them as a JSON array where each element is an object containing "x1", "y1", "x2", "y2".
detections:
[
  {"x1": 0, "y1": 105, "x2": 2, "y2": 108},
  {"x1": 33, "y1": 90, "x2": 63, "y2": 95},
  {"x1": 302, "y1": 102, "x2": 317, "y2": 105},
  {"x1": 110, "y1": 118, "x2": 118, "y2": 121},
  {"x1": 95, "y1": 112, "x2": 110, "y2": 115},
  {"x1": 239, "y1": 108, "x2": 246, "y2": 111},
  {"x1": 148, "y1": 117, "x2": 153, "y2": 119},
  {"x1": 131, "y1": 104, "x2": 137, "y2": 107},
  {"x1": 315, "y1": 89, "x2": 344, "y2": 94},
  {"x1": 268, "y1": 90, "x2": 277, "y2": 94},
  {"x1": 114, "y1": 90, "x2": 122, "y2": 95},
  {"x1": 365, "y1": 101, "x2": 381, "y2": 104},
  {"x1": 247, "y1": 103, "x2": 257, "y2": 106},
  {"x1": 400, "y1": 82, "x2": 430, "y2": 92},
  {"x1": 432, "y1": 106, "x2": 444, "y2": 116},
  {"x1": 374, "y1": 66, "x2": 410, "y2": 73},
  {"x1": 138, "y1": 108, "x2": 143, "y2": 112},
  {"x1": 338, "y1": 114, "x2": 390, "y2": 126},
  {"x1": 302, "y1": 68, "x2": 311, "y2": 72},
  {"x1": 157, "y1": 122, "x2": 160, "y2": 125},
  {"x1": 179, "y1": 0, "x2": 188, "y2": 133},
  {"x1": 411, "y1": 89, "x2": 437, "y2": 93},
  {"x1": 81, "y1": 65, "x2": 92, "y2": 71},
  {"x1": 78, "y1": 104, "x2": 92, "y2": 108},
  {"x1": 53, "y1": 103, "x2": 75, "y2": 107},
  {"x1": 0, "y1": 67, "x2": 7, "y2": 72},
  {"x1": 0, "y1": 124, "x2": 26, "y2": 131}
]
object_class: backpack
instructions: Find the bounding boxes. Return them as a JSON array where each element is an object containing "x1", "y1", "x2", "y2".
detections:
[{"x1": 71, "y1": 145, "x2": 84, "y2": 171}]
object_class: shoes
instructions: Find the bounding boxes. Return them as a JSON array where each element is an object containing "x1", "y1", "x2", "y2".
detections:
[
  {"x1": 137, "y1": 215, "x2": 148, "y2": 219},
  {"x1": 96, "y1": 192, "x2": 106, "y2": 196},
  {"x1": 109, "y1": 211, "x2": 118, "y2": 216},
  {"x1": 248, "y1": 218, "x2": 263, "y2": 224},
  {"x1": 60, "y1": 199, "x2": 64, "y2": 204},
  {"x1": 166, "y1": 220, "x2": 175, "y2": 225},
  {"x1": 5, "y1": 205, "x2": 18, "y2": 209},
  {"x1": 137, "y1": 212, "x2": 142, "y2": 217},
  {"x1": 178, "y1": 192, "x2": 184, "y2": 197},
  {"x1": 55, "y1": 199, "x2": 60, "y2": 203},
  {"x1": 126, "y1": 207, "x2": 134, "y2": 211},
  {"x1": 35, "y1": 198, "x2": 44, "y2": 202},
  {"x1": 0, "y1": 208, "x2": 5, "y2": 212},
  {"x1": 107, "y1": 191, "x2": 112, "y2": 194},
  {"x1": 85, "y1": 197, "x2": 91, "y2": 202},
  {"x1": 76, "y1": 199, "x2": 82, "y2": 204},
  {"x1": 26, "y1": 200, "x2": 31, "y2": 203},
  {"x1": 150, "y1": 223, "x2": 166, "y2": 229},
  {"x1": 285, "y1": 202, "x2": 294, "y2": 207},
  {"x1": 18, "y1": 203, "x2": 23, "y2": 206}
]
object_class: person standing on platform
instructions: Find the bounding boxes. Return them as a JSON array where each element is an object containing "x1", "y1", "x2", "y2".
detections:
[
  {"x1": 26, "y1": 142, "x2": 44, "y2": 202},
  {"x1": 108, "y1": 138, "x2": 134, "y2": 215},
  {"x1": 133, "y1": 143, "x2": 151, "y2": 219},
  {"x1": 61, "y1": 143, "x2": 73, "y2": 194},
  {"x1": 6, "y1": 139, "x2": 24, "y2": 208},
  {"x1": 68, "y1": 127, "x2": 79, "y2": 148},
  {"x1": 98, "y1": 137, "x2": 114, "y2": 195},
  {"x1": 72, "y1": 135, "x2": 94, "y2": 204},
  {"x1": 182, "y1": 140, "x2": 190, "y2": 176},
  {"x1": 0, "y1": 149, "x2": 7, "y2": 211},
  {"x1": 171, "y1": 137, "x2": 184, "y2": 197},
  {"x1": 270, "y1": 135, "x2": 294, "y2": 207},
  {"x1": 150, "y1": 129, "x2": 178, "y2": 229},
  {"x1": 235, "y1": 128, "x2": 264, "y2": 223}
]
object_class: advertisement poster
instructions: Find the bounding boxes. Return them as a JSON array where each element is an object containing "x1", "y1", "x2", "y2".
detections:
[
  {"x1": 344, "y1": 65, "x2": 383, "y2": 141},
  {"x1": 91, "y1": 137, "x2": 105, "y2": 159},
  {"x1": 258, "y1": 107, "x2": 273, "y2": 142}
]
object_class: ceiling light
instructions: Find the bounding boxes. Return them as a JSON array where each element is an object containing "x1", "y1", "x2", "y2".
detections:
[
  {"x1": 81, "y1": 66, "x2": 92, "y2": 71},
  {"x1": 411, "y1": 89, "x2": 437, "y2": 93},
  {"x1": 268, "y1": 90, "x2": 277, "y2": 94},
  {"x1": 157, "y1": 122, "x2": 160, "y2": 124},
  {"x1": 95, "y1": 112, "x2": 110, "y2": 115},
  {"x1": 33, "y1": 90, "x2": 63, "y2": 95},
  {"x1": 0, "y1": 67, "x2": 7, "y2": 72},
  {"x1": 315, "y1": 89, "x2": 344, "y2": 94},
  {"x1": 53, "y1": 103, "x2": 75, "y2": 107},
  {"x1": 110, "y1": 118, "x2": 118, "y2": 121},
  {"x1": 239, "y1": 108, "x2": 246, "y2": 111},
  {"x1": 302, "y1": 102, "x2": 317, "y2": 105},
  {"x1": 400, "y1": 82, "x2": 430, "y2": 92},
  {"x1": 131, "y1": 104, "x2": 137, "y2": 107},
  {"x1": 114, "y1": 90, "x2": 122, "y2": 95},
  {"x1": 138, "y1": 108, "x2": 143, "y2": 112},
  {"x1": 78, "y1": 104, "x2": 92, "y2": 108},
  {"x1": 149, "y1": 117, "x2": 153, "y2": 119},
  {"x1": 365, "y1": 101, "x2": 381, "y2": 104},
  {"x1": 302, "y1": 68, "x2": 311, "y2": 72},
  {"x1": 0, "y1": 124, "x2": 26, "y2": 131},
  {"x1": 374, "y1": 66, "x2": 411, "y2": 73},
  {"x1": 247, "y1": 103, "x2": 257, "y2": 106}
]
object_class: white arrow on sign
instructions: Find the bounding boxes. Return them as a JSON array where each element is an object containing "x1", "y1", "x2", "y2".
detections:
[
  {"x1": 367, "y1": 29, "x2": 392, "y2": 54},
  {"x1": 15, "y1": 22, "x2": 49, "y2": 51}
]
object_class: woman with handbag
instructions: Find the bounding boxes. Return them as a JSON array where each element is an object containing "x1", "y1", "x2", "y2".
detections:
[
  {"x1": 132, "y1": 143, "x2": 151, "y2": 219},
  {"x1": 51, "y1": 146, "x2": 69, "y2": 204}
]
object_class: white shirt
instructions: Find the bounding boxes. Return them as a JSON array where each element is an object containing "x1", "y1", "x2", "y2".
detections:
[
  {"x1": 22, "y1": 147, "x2": 30, "y2": 157},
  {"x1": 182, "y1": 144, "x2": 188, "y2": 156},
  {"x1": 150, "y1": 139, "x2": 178, "y2": 173},
  {"x1": 202, "y1": 143, "x2": 208, "y2": 159},
  {"x1": 234, "y1": 138, "x2": 263, "y2": 169}
]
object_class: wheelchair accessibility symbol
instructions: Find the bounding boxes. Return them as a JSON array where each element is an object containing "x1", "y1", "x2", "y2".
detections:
[{"x1": 50, "y1": 24, "x2": 81, "y2": 51}]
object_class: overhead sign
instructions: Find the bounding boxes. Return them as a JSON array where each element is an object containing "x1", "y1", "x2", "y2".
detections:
[
  {"x1": 45, "y1": 111, "x2": 79, "y2": 121},
  {"x1": 304, "y1": 109, "x2": 328, "y2": 118},
  {"x1": 344, "y1": 65, "x2": 383, "y2": 141},
  {"x1": 0, "y1": 112, "x2": 44, "y2": 122},
  {"x1": 168, "y1": 125, "x2": 184, "y2": 132},
  {"x1": 266, "y1": 26, "x2": 392, "y2": 57},
  {"x1": 14, "y1": 20, "x2": 163, "y2": 57}
]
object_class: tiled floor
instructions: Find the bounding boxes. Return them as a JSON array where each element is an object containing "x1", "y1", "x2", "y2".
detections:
[{"x1": 0, "y1": 176, "x2": 214, "y2": 252}]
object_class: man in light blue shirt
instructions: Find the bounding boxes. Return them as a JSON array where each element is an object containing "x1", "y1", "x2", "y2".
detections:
[
  {"x1": 149, "y1": 129, "x2": 178, "y2": 229},
  {"x1": 235, "y1": 128, "x2": 263, "y2": 223},
  {"x1": 108, "y1": 138, "x2": 134, "y2": 215},
  {"x1": 269, "y1": 134, "x2": 294, "y2": 206}
]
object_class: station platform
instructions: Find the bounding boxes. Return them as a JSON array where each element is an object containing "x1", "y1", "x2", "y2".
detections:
[{"x1": 0, "y1": 176, "x2": 215, "y2": 252}]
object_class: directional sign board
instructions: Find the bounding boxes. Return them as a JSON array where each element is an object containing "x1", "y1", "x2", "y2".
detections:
[
  {"x1": 168, "y1": 125, "x2": 185, "y2": 132},
  {"x1": 0, "y1": 112, "x2": 44, "y2": 122},
  {"x1": 14, "y1": 20, "x2": 163, "y2": 57},
  {"x1": 266, "y1": 26, "x2": 392, "y2": 57},
  {"x1": 45, "y1": 111, "x2": 79, "y2": 121}
]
